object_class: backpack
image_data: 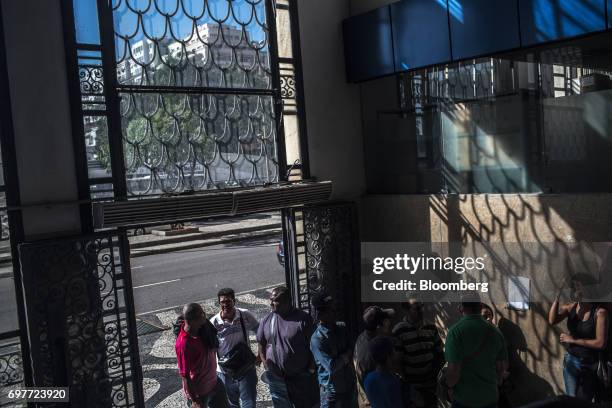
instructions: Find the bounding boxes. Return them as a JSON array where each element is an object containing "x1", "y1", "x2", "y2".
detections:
[{"x1": 173, "y1": 314, "x2": 220, "y2": 349}]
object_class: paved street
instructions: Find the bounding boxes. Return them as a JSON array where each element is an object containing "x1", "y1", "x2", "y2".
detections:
[
  {"x1": 132, "y1": 235, "x2": 284, "y2": 315},
  {"x1": 0, "y1": 234, "x2": 284, "y2": 329}
]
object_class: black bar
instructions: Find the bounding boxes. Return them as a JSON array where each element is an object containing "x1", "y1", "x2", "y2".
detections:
[
  {"x1": 97, "y1": 0, "x2": 128, "y2": 200},
  {"x1": 76, "y1": 55, "x2": 103, "y2": 61},
  {"x1": 80, "y1": 109, "x2": 107, "y2": 116},
  {"x1": 0, "y1": 3, "x2": 34, "y2": 390},
  {"x1": 281, "y1": 208, "x2": 299, "y2": 307},
  {"x1": 117, "y1": 84, "x2": 275, "y2": 96},
  {"x1": 288, "y1": 0, "x2": 311, "y2": 179},
  {"x1": 79, "y1": 63, "x2": 104, "y2": 69},
  {"x1": 0, "y1": 330, "x2": 21, "y2": 342},
  {"x1": 76, "y1": 43, "x2": 102, "y2": 51},
  {"x1": 118, "y1": 230, "x2": 146, "y2": 407},
  {"x1": 278, "y1": 57, "x2": 293, "y2": 64},
  {"x1": 88, "y1": 177, "x2": 115, "y2": 185},
  {"x1": 60, "y1": 0, "x2": 94, "y2": 234},
  {"x1": 266, "y1": 0, "x2": 288, "y2": 182},
  {"x1": 445, "y1": 0, "x2": 454, "y2": 61}
]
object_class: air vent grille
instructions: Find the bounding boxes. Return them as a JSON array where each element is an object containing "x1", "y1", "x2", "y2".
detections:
[{"x1": 93, "y1": 181, "x2": 332, "y2": 228}]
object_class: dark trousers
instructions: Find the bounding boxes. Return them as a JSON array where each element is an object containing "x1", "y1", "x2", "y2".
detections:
[
  {"x1": 264, "y1": 369, "x2": 320, "y2": 408},
  {"x1": 320, "y1": 386, "x2": 357, "y2": 408},
  {"x1": 187, "y1": 377, "x2": 230, "y2": 408}
]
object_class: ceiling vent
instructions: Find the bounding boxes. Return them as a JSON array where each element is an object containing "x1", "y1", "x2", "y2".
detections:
[{"x1": 93, "y1": 181, "x2": 332, "y2": 228}]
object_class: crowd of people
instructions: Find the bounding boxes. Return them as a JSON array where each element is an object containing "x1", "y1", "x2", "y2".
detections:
[{"x1": 173, "y1": 278, "x2": 611, "y2": 408}]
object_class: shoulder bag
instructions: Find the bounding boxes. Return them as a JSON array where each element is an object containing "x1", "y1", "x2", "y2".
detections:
[{"x1": 218, "y1": 311, "x2": 257, "y2": 380}]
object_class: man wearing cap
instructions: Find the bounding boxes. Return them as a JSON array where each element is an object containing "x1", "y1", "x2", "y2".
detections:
[
  {"x1": 353, "y1": 306, "x2": 396, "y2": 408},
  {"x1": 256, "y1": 286, "x2": 319, "y2": 408},
  {"x1": 393, "y1": 298, "x2": 444, "y2": 408},
  {"x1": 444, "y1": 298, "x2": 508, "y2": 408},
  {"x1": 310, "y1": 292, "x2": 357, "y2": 408}
]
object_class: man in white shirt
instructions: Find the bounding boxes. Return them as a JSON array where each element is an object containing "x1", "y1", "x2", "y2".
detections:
[{"x1": 210, "y1": 288, "x2": 259, "y2": 408}]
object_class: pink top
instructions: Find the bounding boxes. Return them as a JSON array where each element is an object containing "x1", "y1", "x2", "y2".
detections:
[{"x1": 175, "y1": 324, "x2": 218, "y2": 398}]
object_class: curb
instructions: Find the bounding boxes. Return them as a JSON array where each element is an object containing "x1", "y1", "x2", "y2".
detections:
[
  {"x1": 129, "y1": 228, "x2": 282, "y2": 258},
  {"x1": 129, "y1": 222, "x2": 281, "y2": 249}
]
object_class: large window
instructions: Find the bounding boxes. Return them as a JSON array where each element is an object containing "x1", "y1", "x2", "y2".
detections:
[
  {"x1": 364, "y1": 56, "x2": 612, "y2": 194},
  {"x1": 72, "y1": 0, "x2": 308, "y2": 200}
]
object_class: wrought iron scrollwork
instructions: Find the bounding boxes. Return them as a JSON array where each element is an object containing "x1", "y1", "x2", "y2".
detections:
[
  {"x1": 19, "y1": 233, "x2": 142, "y2": 408},
  {"x1": 79, "y1": 66, "x2": 105, "y2": 95},
  {"x1": 301, "y1": 205, "x2": 359, "y2": 335},
  {"x1": 0, "y1": 340, "x2": 23, "y2": 387},
  {"x1": 280, "y1": 74, "x2": 296, "y2": 98},
  {"x1": 120, "y1": 91, "x2": 279, "y2": 195}
]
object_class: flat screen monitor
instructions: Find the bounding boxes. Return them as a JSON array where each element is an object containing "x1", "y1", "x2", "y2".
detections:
[
  {"x1": 391, "y1": 0, "x2": 452, "y2": 71},
  {"x1": 450, "y1": 0, "x2": 520, "y2": 60},
  {"x1": 520, "y1": 0, "x2": 605, "y2": 46},
  {"x1": 343, "y1": 6, "x2": 395, "y2": 82}
]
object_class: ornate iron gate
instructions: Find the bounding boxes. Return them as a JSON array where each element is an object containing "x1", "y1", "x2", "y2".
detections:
[
  {"x1": 283, "y1": 203, "x2": 361, "y2": 335},
  {"x1": 19, "y1": 232, "x2": 144, "y2": 408}
]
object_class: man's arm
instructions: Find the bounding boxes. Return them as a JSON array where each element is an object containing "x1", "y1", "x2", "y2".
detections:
[
  {"x1": 445, "y1": 362, "x2": 462, "y2": 388},
  {"x1": 177, "y1": 345, "x2": 201, "y2": 405},
  {"x1": 302, "y1": 314, "x2": 317, "y2": 371},
  {"x1": 310, "y1": 335, "x2": 348, "y2": 394},
  {"x1": 256, "y1": 317, "x2": 268, "y2": 368},
  {"x1": 444, "y1": 330, "x2": 461, "y2": 388},
  {"x1": 182, "y1": 375, "x2": 200, "y2": 402},
  {"x1": 432, "y1": 327, "x2": 445, "y2": 372},
  {"x1": 496, "y1": 360, "x2": 509, "y2": 385}
]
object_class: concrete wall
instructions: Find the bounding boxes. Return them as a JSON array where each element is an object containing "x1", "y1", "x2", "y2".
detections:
[
  {"x1": 297, "y1": 0, "x2": 366, "y2": 200},
  {"x1": 1, "y1": 0, "x2": 81, "y2": 239},
  {"x1": 361, "y1": 193, "x2": 612, "y2": 403}
]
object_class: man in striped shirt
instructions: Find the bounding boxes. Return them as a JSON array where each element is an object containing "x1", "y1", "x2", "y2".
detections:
[{"x1": 393, "y1": 298, "x2": 444, "y2": 408}]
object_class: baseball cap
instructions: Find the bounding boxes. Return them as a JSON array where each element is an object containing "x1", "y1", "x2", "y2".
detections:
[
  {"x1": 363, "y1": 306, "x2": 395, "y2": 330},
  {"x1": 311, "y1": 292, "x2": 334, "y2": 310}
]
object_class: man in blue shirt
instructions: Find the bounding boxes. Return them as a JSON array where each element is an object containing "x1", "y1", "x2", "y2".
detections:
[
  {"x1": 364, "y1": 336, "x2": 405, "y2": 408},
  {"x1": 310, "y1": 292, "x2": 357, "y2": 408}
]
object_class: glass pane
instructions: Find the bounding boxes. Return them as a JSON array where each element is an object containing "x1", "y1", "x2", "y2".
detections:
[
  {"x1": 363, "y1": 57, "x2": 612, "y2": 193},
  {"x1": 73, "y1": 0, "x2": 101, "y2": 45},
  {"x1": 113, "y1": 0, "x2": 271, "y2": 89},
  {"x1": 84, "y1": 116, "x2": 113, "y2": 179},
  {"x1": 121, "y1": 92, "x2": 278, "y2": 196}
]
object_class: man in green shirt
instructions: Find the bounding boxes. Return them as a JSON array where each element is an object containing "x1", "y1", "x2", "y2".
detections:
[{"x1": 444, "y1": 300, "x2": 508, "y2": 408}]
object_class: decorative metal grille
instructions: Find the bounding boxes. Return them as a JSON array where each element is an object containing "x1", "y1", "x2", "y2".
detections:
[
  {"x1": 19, "y1": 233, "x2": 143, "y2": 408},
  {"x1": 290, "y1": 204, "x2": 360, "y2": 335},
  {"x1": 0, "y1": 338, "x2": 25, "y2": 407},
  {"x1": 110, "y1": 0, "x2": 279, "y2": 196},
  {"x1": 113, "y1": 0, "x2": 271, "y2": 89},
  {"x1": 0, "y1": 340, "x2": 23, "y2": 387},
  {"x1": 120, "y1": 91, "x2": 278, "y2": 194}
]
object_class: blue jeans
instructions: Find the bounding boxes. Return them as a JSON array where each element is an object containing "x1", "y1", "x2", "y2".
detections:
[
  {"x1": 563, "y1": 352, "x2": 598, "y2": 401},
  {"x1": 262, "y1": 370, "x2": 319, "y2": 408},
  {"x1": 219, "y1": 367, "x2": 257, "y2": 408}
]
